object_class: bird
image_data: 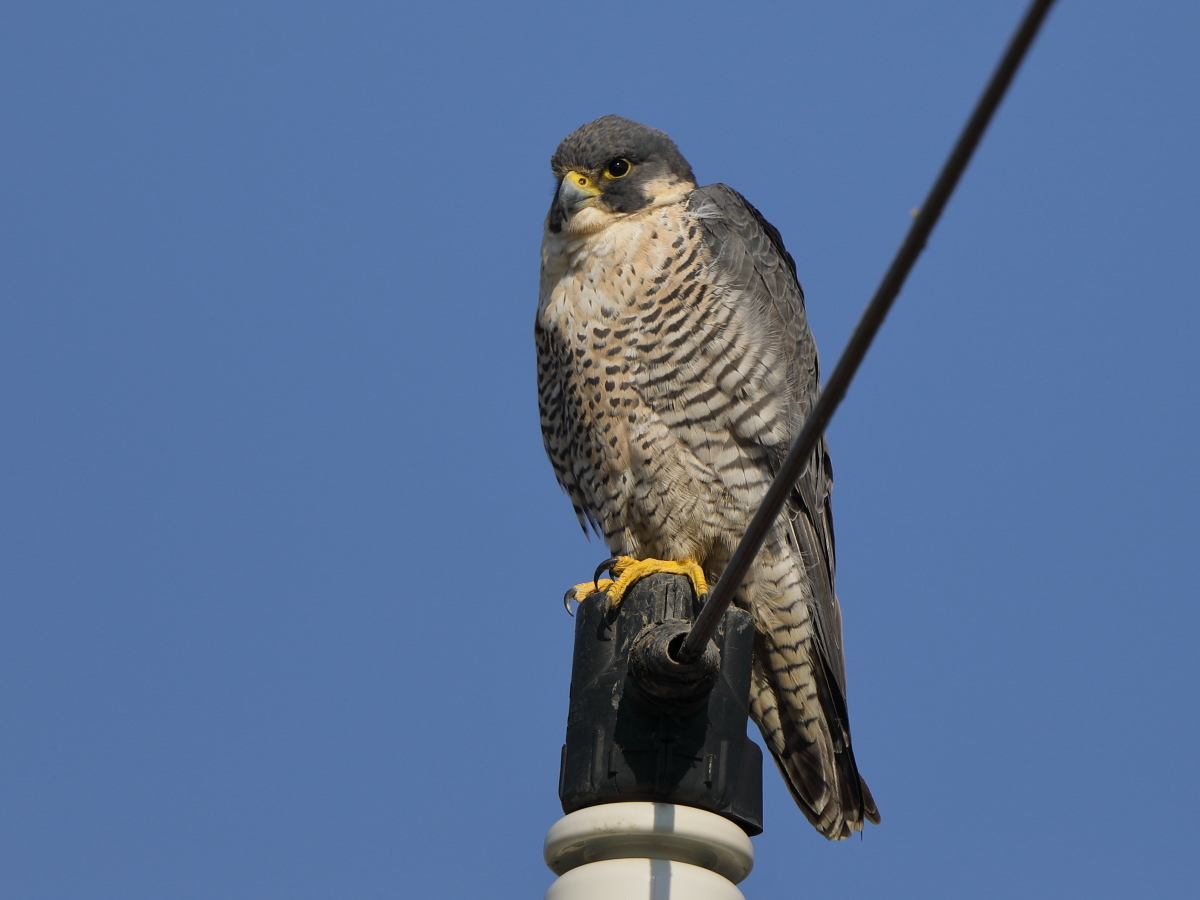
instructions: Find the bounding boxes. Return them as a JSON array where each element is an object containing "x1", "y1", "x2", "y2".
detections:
[{"x1": 535, "y1": 115, "x2": 879, "y2": 840}]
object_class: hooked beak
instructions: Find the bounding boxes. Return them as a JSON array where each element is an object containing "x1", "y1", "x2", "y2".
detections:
[{"x1": 557, "y1": 170, "x2": 601, "y2": 218}]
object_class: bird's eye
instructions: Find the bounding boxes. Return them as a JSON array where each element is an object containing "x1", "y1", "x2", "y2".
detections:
[{"x1": 605, "y1": 158, "x2": 632, "y2": 179}]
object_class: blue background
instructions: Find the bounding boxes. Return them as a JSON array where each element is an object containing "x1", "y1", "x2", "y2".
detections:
[{"x1": 3, "y1": 2, "x2": 1197, "y2": 897}]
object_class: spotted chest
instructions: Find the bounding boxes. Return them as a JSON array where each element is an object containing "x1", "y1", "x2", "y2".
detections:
[{"x1": 536, "y1": 201, "x2": 746, "y2": 558}]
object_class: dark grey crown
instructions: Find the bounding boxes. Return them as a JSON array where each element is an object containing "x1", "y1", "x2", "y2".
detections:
[{"x1": 551, "y1": 115, "x2": 695, "y2": 184}]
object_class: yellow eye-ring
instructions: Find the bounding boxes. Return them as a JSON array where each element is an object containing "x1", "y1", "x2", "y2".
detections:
[{"x1": 605, "y1": 158, "x2": 632, "y2": 179}]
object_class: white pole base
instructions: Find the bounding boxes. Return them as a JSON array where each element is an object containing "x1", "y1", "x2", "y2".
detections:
[
  {"x1": 544, "y1": 802, "x2": 753, "y2": 900},
  {"x1": 546, "y1": 858, "x2": 746, "y2": 900}
]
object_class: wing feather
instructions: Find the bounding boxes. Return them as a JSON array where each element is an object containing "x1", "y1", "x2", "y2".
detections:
[
  {"x1": 689, "y1": 184, "x2": 842, "y2": 670},
  {"x1": 689, "y1": 184, "x2": 878, "y2": 835}
]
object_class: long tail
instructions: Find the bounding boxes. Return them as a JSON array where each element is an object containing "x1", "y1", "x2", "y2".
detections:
[{"x1": 747, "y1": 594, "x2": 879, "y2": 839}]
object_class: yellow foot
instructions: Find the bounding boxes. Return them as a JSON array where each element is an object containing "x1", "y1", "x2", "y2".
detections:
[{"x1": 566, "y1": 556, "x2": 709, "y2": 612}]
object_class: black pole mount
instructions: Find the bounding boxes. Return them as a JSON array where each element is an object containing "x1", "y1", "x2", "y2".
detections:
[{"x1": 558, "y1": 573, "x2": 763, "y2": 836}]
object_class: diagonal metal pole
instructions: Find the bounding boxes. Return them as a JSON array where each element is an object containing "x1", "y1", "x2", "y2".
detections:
[{"x1": 677, "y1": 0, "x2": 1058, "y2": 664}]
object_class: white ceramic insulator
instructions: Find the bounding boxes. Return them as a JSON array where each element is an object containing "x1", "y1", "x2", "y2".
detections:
[
  {"x1": 546, "y1": 858, "x2": 746, "y2": 900},
  {"x1": 544, "y1": 802, "x2": 754, "y2": 900}
]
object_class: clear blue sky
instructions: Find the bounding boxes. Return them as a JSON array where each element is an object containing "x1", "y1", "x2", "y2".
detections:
[{"x1": 3, "y1": 2, "x2": 1197, "y2": 897}]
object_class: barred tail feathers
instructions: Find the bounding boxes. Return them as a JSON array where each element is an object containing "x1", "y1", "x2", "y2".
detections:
[{"x1": 747, "y1": 582, "x2": 878, "y2": 840}]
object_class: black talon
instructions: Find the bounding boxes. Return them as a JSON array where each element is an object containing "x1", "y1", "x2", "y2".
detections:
[
  {"x1": 593, "y1": 557, "x2": 620, "y2": 590},
  {"x1": 563, "y1": 587, "x2": 577, "y2": 617}
]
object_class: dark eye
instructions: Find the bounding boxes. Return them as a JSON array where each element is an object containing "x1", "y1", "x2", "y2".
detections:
[{"x1": 605, "y1": 158, "x2": 632, "y2": 179}]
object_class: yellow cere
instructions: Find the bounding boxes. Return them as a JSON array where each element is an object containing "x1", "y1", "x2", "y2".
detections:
[{"x1": 564, "y1": 170, "x2": 601, "y2": 195}]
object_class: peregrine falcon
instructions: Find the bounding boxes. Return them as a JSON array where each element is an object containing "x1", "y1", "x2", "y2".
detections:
[{"x1": 536, "y1": 115, "x2": 879, "y2": 840}]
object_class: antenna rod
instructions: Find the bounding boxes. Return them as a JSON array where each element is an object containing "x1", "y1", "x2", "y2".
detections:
[{"x1": 677, "y1": 0, "x2": 1058, "y2": 664}]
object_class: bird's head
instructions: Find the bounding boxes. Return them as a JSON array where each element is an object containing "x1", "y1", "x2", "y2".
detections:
[{"x1": 547, "y1": 115, "x2": 696, "y2": 237}]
